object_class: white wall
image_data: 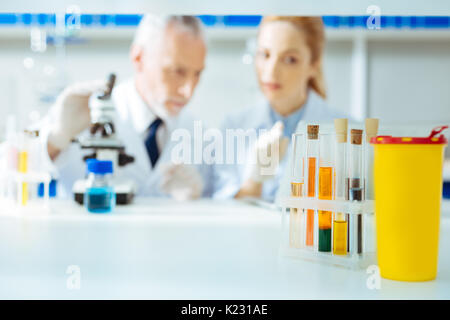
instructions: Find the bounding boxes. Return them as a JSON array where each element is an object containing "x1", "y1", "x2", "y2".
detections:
[
  {"x1": 368, "y1": 39, "x2": 450, "y2": 123},
  {"x1": 0, "y1": 27, "x2": 449, "y2": 151}
]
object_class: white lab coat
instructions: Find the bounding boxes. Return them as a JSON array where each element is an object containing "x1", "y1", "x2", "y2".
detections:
[
  {"x1": 38, "y1": 80, "x2": 214, "y2": 199},
  {"x1": 212, "y1": 90, "x2": 348, "y2": 202}
]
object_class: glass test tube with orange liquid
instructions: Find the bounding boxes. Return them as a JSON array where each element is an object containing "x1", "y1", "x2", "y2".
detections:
[{"x1": 306, "y1": 125, "x2": 319, "y2": 247}]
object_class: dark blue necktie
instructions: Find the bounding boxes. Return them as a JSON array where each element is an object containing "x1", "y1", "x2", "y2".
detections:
[{"x1": 144, "y1": 118, "x2": 163, "y2": 168}]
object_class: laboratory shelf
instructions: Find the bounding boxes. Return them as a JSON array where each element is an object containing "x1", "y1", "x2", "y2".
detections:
[
  {"x1": 2, "y1": 0, "x2": 450, "y2": 16},
  {"x1": 1, "y1": 14, "x2": 450, "y2": 29},
  {"x1": 2, "y1": 26, "x2": 450, "y2": 44}
]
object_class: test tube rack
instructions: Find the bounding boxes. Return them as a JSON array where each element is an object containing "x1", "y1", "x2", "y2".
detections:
[
  {"x1": 0, "y1": 170, "x2": 52, "y2": 215},
  {"x1": 277, "y1": 196, "x2": 376, "y2": 269}
]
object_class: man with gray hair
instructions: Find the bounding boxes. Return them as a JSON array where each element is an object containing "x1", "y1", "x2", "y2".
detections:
[
  {"x1": 129, "y1": 15, "x2": 205, "y2": 118},
  {"x1": 40, "y1": 14, "x2": 211, "y2": 200}
]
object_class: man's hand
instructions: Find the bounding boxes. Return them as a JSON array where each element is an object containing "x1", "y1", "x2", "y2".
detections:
[
  {"x1": 160, "y1": 164, "x2": 204, "y2": 201},
  {"x1": 47, "y1": 80, "x2": 107, "y2": 156}
]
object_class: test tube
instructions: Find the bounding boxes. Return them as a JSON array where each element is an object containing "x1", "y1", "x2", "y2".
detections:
[
  {"x1": 348, "y1": 129, "x2": 364, "y2": 255},
  {"x1": 364, "y1": 119, "x2": 379, "y2": 200},
  {"x1": 18, "y1": 131, "x2": 29, "y2": 206},
  {"x1": 364, "y1": 119, "x2": 379, "y2": 253},
  {"x1": 26, "y1": 130, "x2": 40, "y2": 173},
  {"x1": 289, "y1": 133, "x2": 306, "y2": 248},
  {"x1": 2, "y1": 115, "x2": 18, "y2": 201},
  {"x1": 318, "y1": 133, "x2": 334, "y2": 252},
  {"x1": 333, "y1": 119, "x2": 348, "y2": 255},
  {"x1": 306, "y1": 125, "x2": 319, "y2": 247}
]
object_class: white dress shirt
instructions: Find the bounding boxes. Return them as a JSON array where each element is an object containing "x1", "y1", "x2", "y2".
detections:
[{"x1": 126, "y1": 80, "x2": 169, "y2": 152}]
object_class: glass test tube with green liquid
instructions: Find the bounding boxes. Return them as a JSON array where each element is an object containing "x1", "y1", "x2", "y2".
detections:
[{"x1": 318, "y1": 133, "x2": 334, "y2": 252}]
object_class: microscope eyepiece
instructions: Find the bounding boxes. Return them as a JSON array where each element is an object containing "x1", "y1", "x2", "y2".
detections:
[{"x1": 98, "y1": 73, "x2": 116, "y2": 100}]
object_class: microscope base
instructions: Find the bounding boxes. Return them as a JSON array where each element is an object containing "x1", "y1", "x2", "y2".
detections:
[{"x1": 72, "y1": 179, "x2": 136, "y2": 205}]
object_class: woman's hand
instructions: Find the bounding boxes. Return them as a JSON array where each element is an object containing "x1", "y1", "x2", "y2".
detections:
[{"x1": 235, "y1": 121, "x2": 289, "y2": 198}]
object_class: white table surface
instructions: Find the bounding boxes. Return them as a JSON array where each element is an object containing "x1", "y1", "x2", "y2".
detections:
[{"x1": 0, "y1": 198, "x2": 449, "y2": 299}]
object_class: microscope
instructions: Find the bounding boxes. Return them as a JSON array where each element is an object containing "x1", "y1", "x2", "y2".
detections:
[{"x1": 72, "y1": 73, "x2": 137, "y2": 205}]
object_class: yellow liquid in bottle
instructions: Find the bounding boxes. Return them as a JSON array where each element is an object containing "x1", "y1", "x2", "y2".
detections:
[
  {"x1": 290, "y1": 182, "x2": 303, "y2": 248},
  {"x1": 333, "y1": 216, "x2": 348, "y2": 255},
  {"x1": 18, "y1": 151, "x2": 28, "y2": 173},
  {"x1": 19, "y1": 151, "x2": 28, "y2": 206},
  {"x1": 21, "y1": 182, "x2": 28, "y2": 205},
  {"x1": 291, "y1": 182, "x2": 303, "y2": 197}
]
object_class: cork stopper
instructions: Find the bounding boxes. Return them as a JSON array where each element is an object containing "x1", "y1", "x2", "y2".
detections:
[
  {"x1": 24, "y1": 129, "x2": 39, "y2": 138},
  {"x1": 334, "y1": 118, "x2": 348, "y2": 143},
  {"x1": 307, "y1": 125, "x2": 319, "y2": 140},
  {"x1": 350, "y1": 129, "x2": 363, "y2": 145},
  {"x1": 365, "y1": 118, "x2": 379, "y2": 143}
]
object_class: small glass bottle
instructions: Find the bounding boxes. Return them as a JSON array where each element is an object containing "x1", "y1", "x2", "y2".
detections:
[{"x1": 84, "y1": 159, "x2": 115, "y2": 213}]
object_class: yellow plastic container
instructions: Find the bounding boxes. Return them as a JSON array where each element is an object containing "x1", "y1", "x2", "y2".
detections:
[{"x1": 371, "y1": 126, "x2": 448, "y2": 281}]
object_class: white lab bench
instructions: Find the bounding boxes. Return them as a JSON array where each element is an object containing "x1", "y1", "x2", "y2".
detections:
[{"x1": 0, "y1": 198, "x2": 450, "y2": 299}]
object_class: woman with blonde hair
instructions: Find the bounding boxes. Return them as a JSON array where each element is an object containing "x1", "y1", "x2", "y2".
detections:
[{"x1": 213, "y1": 16, "x2": 346, "y2": 201}]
